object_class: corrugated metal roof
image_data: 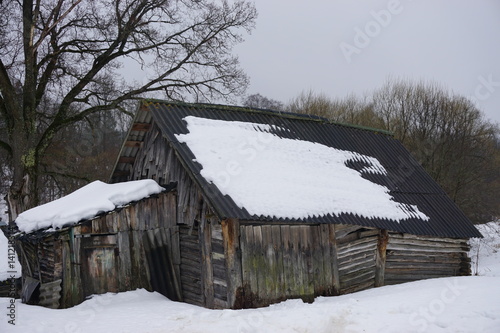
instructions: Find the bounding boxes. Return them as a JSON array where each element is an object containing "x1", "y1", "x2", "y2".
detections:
[{"x1": 111, "y1": 100, "x2": 482, "y2": 239}]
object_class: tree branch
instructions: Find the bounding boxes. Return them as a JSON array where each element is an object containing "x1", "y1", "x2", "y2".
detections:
[{"x1": 33, "y1": 0, "x2": 83, "y2": 51}]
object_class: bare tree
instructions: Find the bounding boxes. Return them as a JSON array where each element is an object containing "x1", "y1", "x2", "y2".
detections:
[
  {"x1": 242, "y1": 93, "x2": 284, "y2": 111},
  {"x1": 372, "y1": 78, "x2": 500, "y2": 223},
  {"x1": 0, "y1": 0, "x2": 257, "y2": 221},
  {"x1": 287, "y1": 90, "x2": 382, "y2": 128}
]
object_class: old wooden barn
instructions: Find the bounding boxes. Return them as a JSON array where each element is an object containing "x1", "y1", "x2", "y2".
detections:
[{"x1": 15, "y1": 100, "x2": 482, "y2": 309}]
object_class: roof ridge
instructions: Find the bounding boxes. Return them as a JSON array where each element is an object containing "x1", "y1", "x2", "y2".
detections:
[{"x1": 141, "y1": 99, "x2": 394, "y2": 136}]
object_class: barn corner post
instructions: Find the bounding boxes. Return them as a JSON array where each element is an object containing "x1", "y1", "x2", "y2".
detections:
[
  {"x1": 329, "y1": 224, "x2": 341, "y2": 295},
  {"x1": 221, "y1": 218, "x2": 243, "y2": 309},
  {"x1": 375, "y1": 229, "x2": 389, "y2": 287},
  {"x1": 200, "y1": 216, "x2": 214, "y2": 308}
]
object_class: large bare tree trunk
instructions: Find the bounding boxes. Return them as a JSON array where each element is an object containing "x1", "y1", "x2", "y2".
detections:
[{"x1": 7, "y1": 172, "x2": 36, "y2": 224}]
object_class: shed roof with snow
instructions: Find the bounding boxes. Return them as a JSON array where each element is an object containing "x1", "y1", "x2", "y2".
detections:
[{"x1": 111, "y1": 100, "x2": 481, "y2": 239}]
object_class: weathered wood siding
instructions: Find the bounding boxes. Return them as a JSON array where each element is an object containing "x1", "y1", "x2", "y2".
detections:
[
  {"x1": 385, "y1": 233, "x2": 471, "y2": 285},
  {"x1": 130, "y1": 123, "x2": 204, "y2": 226},
  {"x1": 233, "y1": 222, "x2": 471, "y2": 308},
  {"x1": 16, "y1": 191, "x2": 182, "y2": 309},
  {"x1": 75, "y1": 192, "x2": 181, "y2": 305},
  {"x1": 238, "y1": 223, "x2": 341, "y2": 307},
  {"x1": 179, "y1": 224, "x2": 203, "y2": 306},
  {"x1": 211, "y1": 222, "x2": 228, "y2": 308},
  {"x1": 335, "y1": 225, "x2": 379, "y2": 295},
  {"x1": 128, "y1": 124, "x2": 226, "y2": 308}
]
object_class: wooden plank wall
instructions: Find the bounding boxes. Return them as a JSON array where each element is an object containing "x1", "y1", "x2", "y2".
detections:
[
  {"x1": 235, "y1": 223, "x2": 471, "y2": 308},
  {"x1": 239, "y1": 224, "x2": 340, "y2": 307},
  {"x1": 49, "y1": 191, "x2": 181, "y2": 308},
  {"x1": 384, "y1": 232, "x2": 471, "y2": 285},
  {"x1": 130, "y1": 124, "x2": 203, "y2": 227},
  {"x1": 129, "y1": 123, "x2": 228, "y2": 309},
  {"x1": 179, "y1": 224, "x2": 203, "y2": 306}
]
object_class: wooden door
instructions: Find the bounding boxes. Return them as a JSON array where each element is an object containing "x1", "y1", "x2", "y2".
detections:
[{"x1": 81, "y1": 234, "x2": 118, "y2": 297}]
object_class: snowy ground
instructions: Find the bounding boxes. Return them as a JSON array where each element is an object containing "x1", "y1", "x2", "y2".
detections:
[{"x1": 1, "y1": 221, "x2": 499, "y2": 333}]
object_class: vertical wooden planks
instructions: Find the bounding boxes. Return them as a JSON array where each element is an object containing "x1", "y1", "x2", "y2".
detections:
[
  {"x1": 179, "y1": 225, "x2": 203, "y2": 306},
  {"x1": 280, "y1": 224, "x2": 294, "y2": 299},
  {"x1": 117, "y1": 231, "x2": 132, "y2": 291},
  {"x1": 221, "y1": 218, "x2": 243, "y2": 309},
  {"x1": 289, "y1": 225, "x2": 302, "y2": 298},
  {"x1": 310, "y1": 225, "x2": 325, "y2": 296},
  {"x1": 240, "y1": 225, "x2": 253, "y2": 300},
  {"x1": 300, "y1": 225, "x2": 314, "y2": 302},
  {"x1": 61, "y1": 239, "x2": 72, "y2": 308},
  {"x1": 271, "y1": 225, "x2": 284, "y2": 300},
  {"x1": 259, "y1": 225, "x2": 275, "y2": 302},
  {"x1": 170, "y1": 225, "x2": 182, "y2": 297},
  {"x1": 252, "y1": 225, "x2": 265, "y2": 303},
  {"x1": 318, "y1": 224, "x2": 333, "y2": 295}
]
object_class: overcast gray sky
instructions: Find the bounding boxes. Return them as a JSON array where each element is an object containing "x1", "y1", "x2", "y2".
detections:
[{"x1": 234, "y1": 0, "x2": 500, "y2": 124}]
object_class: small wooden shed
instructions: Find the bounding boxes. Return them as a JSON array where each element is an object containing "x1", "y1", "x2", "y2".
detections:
[{"x1": 16, "y1": 100, "x2": 482, "y2": 309}]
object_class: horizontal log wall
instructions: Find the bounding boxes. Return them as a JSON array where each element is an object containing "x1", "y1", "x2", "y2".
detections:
[
  {"x1": 385, "y1": 232, "x2": 471, "y2": 285},
  {"x1": 335, "y1": 225, "x2": 378, "y2": 294},
  {"x1": 211, "y1": 222, "x2": 228, "y2": 309}
]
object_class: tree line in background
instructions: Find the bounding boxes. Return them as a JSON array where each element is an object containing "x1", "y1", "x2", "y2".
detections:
[
  {"x1": 1, "y1": 77, "x2": 498, "y2": 224},
  {"x1": 244, "y1": 79, "x2": 500, "y2": 224},
  {"x1": 2, "y1": 77, "x2": 498, "y2": 225},
  {"x1": 0, "y1": 2, "x2": 497, "y2": 226}
]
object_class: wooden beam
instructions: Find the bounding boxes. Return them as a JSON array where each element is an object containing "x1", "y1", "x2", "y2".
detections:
[
  {"x1": 375, "y1": 229, "x2": 389, "y2": 287},
  {"x1": 330, "y1": 224, "x2": 341, "y2": 295},
  {"x1": 124, "y1": 140, "x2": 143, "y2": 148},
  {"x1": 221, "y1": 218, "x2": 243, "y2": 309},
  {"x1": 200, "y1": 217, "x2": 214, "y2": 308},
  {"x1": 131, "y1": 123, "x2": 151, "y2": 131}
]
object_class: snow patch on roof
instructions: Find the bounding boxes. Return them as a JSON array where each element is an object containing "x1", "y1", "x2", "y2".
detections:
[
  {"x1": 176, "y1": 116, "x2": 429, "y2": 222},
  {"x1": 16, "y1": 180, "x2": 165, "y2": 233}
]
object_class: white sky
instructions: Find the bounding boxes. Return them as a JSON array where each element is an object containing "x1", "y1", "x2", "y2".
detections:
[{"x1": 234, "y1": 0, "x2": 500, "y2": 124}]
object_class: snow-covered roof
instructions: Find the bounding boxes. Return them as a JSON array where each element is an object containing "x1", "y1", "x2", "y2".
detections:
[
  {"x1": 175, "y1": 116, "x2": 428, "y2": 222},
  {"x1": 110, "y1": 101, "x2": 482, "y2": 239},
  {"x1": 15, "y1": 179, "x2": 164, "y2": 233}
]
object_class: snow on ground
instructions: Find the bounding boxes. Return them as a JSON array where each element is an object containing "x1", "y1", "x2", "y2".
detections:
[
  {"x1": 176, "y1": 116, "x2": 428, "y2": 222},
  {"x1": 0, "y1": 276, "x2": 498, "y2": 332},
  {"x1": 469, "y1": 221, "x2": 500, "y2": 276},
  {"x1": 1, "y1": 221, "x2": 498, "y2": 333},
  {"x1": 15, "y1": 179, "x2": 165, "y2": 233}
]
